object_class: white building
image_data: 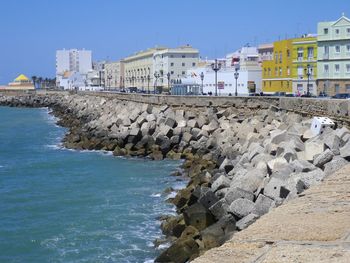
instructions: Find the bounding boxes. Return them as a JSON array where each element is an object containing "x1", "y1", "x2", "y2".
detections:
[
  {"x1": 153, "y1": 45, "x2": 200, "y2": 90},
  {"x1": 56, "y1": 49, "x2": 92, "y2": 88},
  {"x1": 104, "y1": 60, "x2": 125, "y2": 90},
  {"x1": 186, "y1": 47, "x2": 262, "y2": 95}
]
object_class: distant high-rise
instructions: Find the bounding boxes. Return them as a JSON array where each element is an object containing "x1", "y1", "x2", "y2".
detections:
[{"x1": 56, "y1": 49, "x2": 92, "y2": 75}]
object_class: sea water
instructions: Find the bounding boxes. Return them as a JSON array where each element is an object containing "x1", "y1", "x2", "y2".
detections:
[{"x1": 0, "y1": 106, "x2": 184, "y2": 263}]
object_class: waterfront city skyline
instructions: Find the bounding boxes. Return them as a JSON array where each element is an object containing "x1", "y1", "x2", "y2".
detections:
[{"x1": 0, "y1": 0, "x2": 348, "y2": 84}]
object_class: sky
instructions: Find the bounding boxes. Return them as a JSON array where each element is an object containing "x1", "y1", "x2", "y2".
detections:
[{"x1": 0, "y1": 0, "x2": 349, "y2": 84}]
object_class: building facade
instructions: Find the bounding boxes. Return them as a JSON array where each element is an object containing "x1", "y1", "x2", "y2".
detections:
[
  {"x1": 56, "y1": 49, "x2": 92, "y2": 75},
  {"x1": 153, "y1": 45, "x2": 199, "y2": 90},
  {"x1": 186, "y1": 47, "x2": 262, "y2": 95},
  {"x1": 56, "y1": 49, "x2": 92, "y2": 88},
  {"x1": 292, "y1": 36, "x2": 318, "y2": 95},
  {"x1": 104, "y1": 60, "x2": 125, "y2": 90},
  {"x1": 123, "y1": 47, "x2": 167, "y2": 92},
  {"x1": 317, "y1": 14, "x2": 350, "y2": 96},
  {"x1": 262, "y1": 39, "x2": 293, "y2": 94}
]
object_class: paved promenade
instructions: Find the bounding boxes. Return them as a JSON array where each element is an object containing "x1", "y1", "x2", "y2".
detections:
[{"x1": 193, "y1": 164, "x2": 350, "y2": 263}]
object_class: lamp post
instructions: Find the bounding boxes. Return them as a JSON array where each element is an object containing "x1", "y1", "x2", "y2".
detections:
[
  {"x1": 211, "y1": 59, "x2": 221, "y2": 96},
  {"x1": 234, "y1": 65, "x2": 240, "y2": 96},
  {"x1": 147, "y1": 74, "x2": 150, "y2": 94},
  {"x1": 107, "y1": 74, "x2": 112, "y2": 91},
  {"x1": 304, "y1": 64, "x2": 313, "y2": 97},
  {"x1": 154, "y1": 72, "x2": 160, "y2": 94},
  {"x1": 166, "y1": 72, "x2": 171, "y2": 93},
  {"x1": 200, "y1": 72, "x2": 204, "y2": 95},
  {"x1": 141, "y1": 76, "x2": 144, "y2": 92}
]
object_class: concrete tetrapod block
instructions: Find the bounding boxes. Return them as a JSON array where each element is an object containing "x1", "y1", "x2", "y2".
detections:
[
  {"x1": 228, "y1": 198, "x2": 255, "y2": 219},
  {"x1": 340, "y1": 141, "x2": 350, "y2": 160},
  {"x1": 324, "y1": 156, "x2": 349, "y2": 176},
  {"x1": 313, "y1": 149, "x2": 334, "y2": 168},
  {"x1": 303, "y1": 140, "x2": 326, "y2": 162},
  {"x1": 209, "y1": 199, "x2": 229, "y2": 220},
  {"x1": 211, "y1": 175, "x2": 231, "y2": 193},
  {"x1": 263, "y1": 177, "x2": 286, "y2": 201},
  {"x1": 252, "y1": 194, "x2": 275, "y2": 216},
  {"x1": 236, "y1": 213, "x2": 260, "y2": 230},
  {"x1": 198, "y1": 190, "x2": 220, "y2": 210},
  {"x1": 224, "y1": 187, "x2": 255, "y2": 205}
]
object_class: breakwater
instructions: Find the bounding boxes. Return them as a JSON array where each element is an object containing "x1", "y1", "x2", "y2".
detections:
[{"x1": 1, "y1": 91, "x2": 350, "y2": 262}]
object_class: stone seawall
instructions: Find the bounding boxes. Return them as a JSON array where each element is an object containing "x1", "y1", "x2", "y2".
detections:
[{"x1": 1, "y1": 91, "x2": 350, "y2": 262}]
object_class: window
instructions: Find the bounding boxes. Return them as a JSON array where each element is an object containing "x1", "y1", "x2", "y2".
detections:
[
  {"x1": 324, "y1": 45, "x2": 329, "y2": 54},
  {"x1": 335, "y1": 84, "x2": 340, "y2": 93},
  {"x1": 275, "y1": 67, "x2": 278, "y2": 76},
  {"x1": 171, "y1": 71, "x2": 174, "y2": 74},
  {"x1": 279, "y1": 67, "x2": 282, "y2": 76},
  {"x1": 324, "y1": 64, "x2": 329, "y2": 73},
  {"x1": 297, "y1": 47, "x2": 303, "y2": 61},
  {"x1": 192, "y1": 62, "x2": 196, "y2": 67},
  {"x1": 347, "y1": 45, "x2": 350, "y2": 52},
  {"x1": 182, "y1": 71, "x2": 185, "y2": 75},
  {"x1": 182, "y1": 55, "x2": 186, "y2": 58},
  {"x1": 307, "y1": 47, "x2": 314, "y2": 59},
  {"x1": 170, "y1": 62, "x2": 174, "y2": 66},
  {"x1": 346, "y1": 64, "x2": 350, "y2": 73},
  {"x1": 268, "y1": 68, "x2": 271, "y2": 76},
  {"x1": 324, "y1": 28, "x2": 328, "y2": 34},
  {"x1": 287, "y1": 49, "x2": 290, "y2": 58},
  {"x1": 335, "y1": 29, "x2": 340, "y2": 35},
  {"x1": 346, "y1": 84, "x2": 350, "y2": 91},
  {"x1": 348, "y1": 28, "x2": 350, "y2": 34},
  {"x1": 298, "y1": 66, "x2": 303, "y2": 78},
  {"x1": 335, "y1": 64, "x2": 340, "y2": 73},
  {"x1": 335, "y1": 45, "x2": 340, "y2": 53},
  {"x1": 287, "y1": 67, "x2": 290, "y2": 76},
  {"x1": 182, "y1": 63, "x2": 185, "y2": 67},
  {"x1": 275, "y1": 52, "x2": 278, "y2": 63},
  {"x1": 279, "y1": 52, "x2": 282, "y2": 63}
]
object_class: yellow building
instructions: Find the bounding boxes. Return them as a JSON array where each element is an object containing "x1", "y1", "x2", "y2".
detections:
[
  {"x1": 291, "y1": 36, "x2": 317, "y2": 95},
  {"x1": 4, "y1": 74, "x2": 35, "y2": 90},
  {"x1": 262, "y1": 39, "x2": 293, "y2": 94}
]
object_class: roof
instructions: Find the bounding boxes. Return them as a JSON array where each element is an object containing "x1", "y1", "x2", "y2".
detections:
[{"x1": 14, "y1": 74, "x2": 30, "y2": 82}]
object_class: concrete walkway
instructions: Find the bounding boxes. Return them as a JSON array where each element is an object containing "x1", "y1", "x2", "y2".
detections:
[{"x1": 193, "y1": 164, "x2": 350, "y2": 263}]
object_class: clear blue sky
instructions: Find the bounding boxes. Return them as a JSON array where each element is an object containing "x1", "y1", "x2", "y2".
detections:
[{"x1": 0, "y1": 0, "x2": 348, "y2": 84}]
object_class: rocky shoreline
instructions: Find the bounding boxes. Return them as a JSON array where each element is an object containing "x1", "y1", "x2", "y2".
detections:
[{"x1": 1, "y1": 92, "x2": 350, "y2": 262}]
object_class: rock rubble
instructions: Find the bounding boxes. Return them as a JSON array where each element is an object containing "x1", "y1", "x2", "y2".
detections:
[{"x1": 1, "y1": 92, "x2": 349, "y2": 263}]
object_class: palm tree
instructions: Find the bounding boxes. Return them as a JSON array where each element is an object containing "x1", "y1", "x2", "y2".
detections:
[
  {"x1": 31, "y1": 76, "x2": 37, "y2": 89},
  {"x1": 37, "y1": 77, "x2": 43, "y2": 89}
]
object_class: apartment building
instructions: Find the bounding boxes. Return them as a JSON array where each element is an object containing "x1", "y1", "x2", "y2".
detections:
[
  {"x1": 153, "y1": 45, "x2": 199, "y2": 90},
  {"x1": 104, "y1": 60, "x2": 125, "y2": 90},
  {"x1": 317, "y1": 14, "x2": 350, "y2": 95}
]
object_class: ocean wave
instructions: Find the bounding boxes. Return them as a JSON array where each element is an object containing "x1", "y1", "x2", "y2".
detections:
[{"x1": 150, "y1": 193, "x2": 161, "y2": 198}]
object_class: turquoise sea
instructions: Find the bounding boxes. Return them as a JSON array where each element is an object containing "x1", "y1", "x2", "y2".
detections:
[{"x1": 0, "y1": 106, "x2": 183, "y2": 263}]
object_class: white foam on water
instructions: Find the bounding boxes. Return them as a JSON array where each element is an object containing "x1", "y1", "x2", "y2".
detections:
[
  {"x1": 144, "y1": 260, "x2": 154, "y2": 263},
  {"x1": 165, "y1": 191, "x2": 177, "y2": 199},
  {"x1": 156, "y1": 242, "x2": 171, "y2": 250},
  {"x1": 151, "y1": 193, "x2": 161, "y2": 198}
]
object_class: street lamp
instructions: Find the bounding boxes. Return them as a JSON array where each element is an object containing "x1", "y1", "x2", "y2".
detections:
[
  {"x1": 304, "y1": 64, "x2": 313, "y2": 97},
  {"x1": 141, "y1": 76, "x2": 144, "y2": 92},
  {"x1": 107, "y1": 74, "x2": 112, "y2": 90},
  {"x1": 234, "y1": 65, "x2": 240, "y2": 96},
  {"x1": 147, "y1": 74, "x2": 150, "y2": 94},
  {"x1": 154, "y1": 72, "x2": 160, "y2": 94},
  {"x1": 211, "y1": 59, "x2": 221, "y2": 96},
  {"x1": 166, "y1": 72, "x2": 171, "y2": 93},
  {"x1": 200, "y1": 72, "x2": 204, "y2": 95}
]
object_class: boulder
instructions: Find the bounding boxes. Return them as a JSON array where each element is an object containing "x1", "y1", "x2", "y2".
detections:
[
  {"x1": 165, "y1": 117, "x2": 176, "y2": 128},
  {"x1": 228, "y1": 198, "x2": 255, "y2": 218},
  {"x1": 267, "y1": 157, "x2": 288, "y2": 174},
  {"x1": 231, "y1": 168, "x2": 265, "y2": 193},
  {"x1": 182, "y1": 132, "x2": 193, "y2": 143},
  {"x1": 270, "y1": 129, "x2": 287, "y2": 144}
]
